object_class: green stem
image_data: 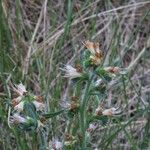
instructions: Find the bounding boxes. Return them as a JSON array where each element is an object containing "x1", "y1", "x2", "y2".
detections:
[
  {"x1": 80, "y1": 74, "x2": 93, "y2": 149},
  {"x1": 39, "y1": 129, "x2": 46, "y2": 150}
]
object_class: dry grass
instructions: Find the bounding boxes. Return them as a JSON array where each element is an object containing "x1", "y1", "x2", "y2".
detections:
[{"x1": 0, "y1": 0, "x2": 150, "y2": 149}]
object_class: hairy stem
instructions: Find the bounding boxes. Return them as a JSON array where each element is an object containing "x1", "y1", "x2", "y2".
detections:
[{"x1": 80, "y1": 74, "x2": 93, "y2": 149}]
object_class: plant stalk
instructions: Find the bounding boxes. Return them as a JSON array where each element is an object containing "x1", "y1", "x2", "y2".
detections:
[{"x1": 80, "y1": 74, "x2": 93, "y2": 149}]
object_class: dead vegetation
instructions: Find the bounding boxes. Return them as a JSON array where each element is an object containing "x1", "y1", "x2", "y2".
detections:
[{"x1": 0, "y1": 0, "x2": 150, "y2": 149}]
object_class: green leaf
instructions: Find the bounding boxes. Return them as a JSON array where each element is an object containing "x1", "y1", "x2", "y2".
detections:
[
  {"x1": 83, "y1": 59, "x2": 91, "y2": 69},
  {"x1": 22, "y1": 94, "x2": 35, "y2": 102},
  {"x1": 42, "y1": 109, "x2": 65, "y2": 119},
  {"x1": 119, "y1": 68, "x2": 128, "y2": 75},
  {"x1": 88, "y1": 115, "x2": 108, "y2": 126},
  {"x1": 24, "y1": 101, "x2": 37, "y2": 119},
  {"x1": 68, "y1": 110, "x2": 75, "y2": 118},
  {"x1": 83, "y1": 50, "x2": 91, "y2": 59},
  {"x1": 96, "y1": 68, "x2": 112, "y2": 82},
  {"x1": 71, "y1": 73, "x2": 89, "y2": 84},
  {"x1": 18, "y1": 118, "x2": 38, "y2": 131}
]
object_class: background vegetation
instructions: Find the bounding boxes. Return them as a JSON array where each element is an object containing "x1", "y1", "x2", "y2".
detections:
[{"x1": 0, "y1": 0, "x2": 150, "y2": 149}]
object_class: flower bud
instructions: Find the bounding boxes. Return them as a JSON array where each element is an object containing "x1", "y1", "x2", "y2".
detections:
[{"x1": 83, "y1": 40, "x2": 104, "y2": 65}]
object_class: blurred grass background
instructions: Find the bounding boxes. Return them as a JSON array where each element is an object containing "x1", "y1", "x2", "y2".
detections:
[{"x1": 0, "y1": 0, "x2": 150, "y2": 149}]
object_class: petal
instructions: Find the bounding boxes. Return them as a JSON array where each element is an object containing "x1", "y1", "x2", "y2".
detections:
[
  {"x1": 84, "y1": 41, "x2": 95, "y2": 54},
  {"x1": 14, "y1": 101, "x2": 24, "y2": 112}
]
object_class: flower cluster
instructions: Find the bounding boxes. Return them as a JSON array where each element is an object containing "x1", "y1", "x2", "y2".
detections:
[
  {"x1": 84, "y1": 40, "x2": 104, "y2": 65},
  {"x1": 8, "y1": 41, "x2": 127, "y2": 149},
  {"x1": 61, "y1": 40, "x2": 126, "y2": 148},
  {"x1": 10, "y1": 83, "x2": 45, "y2": 130}
]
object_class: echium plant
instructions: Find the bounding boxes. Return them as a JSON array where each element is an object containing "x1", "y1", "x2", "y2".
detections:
[
  {"x1": 8, "y1": 83, "x2": 64, "y2": 150},
  {"x1": 9, "y1": 83, "x2": 45, "y2": 131},
  {"x1": 61, "y1": 40, "x2": 127, "y2": 149},
  {"x1": 8, "y1": 41, "x2": 127, "y2": 150}
]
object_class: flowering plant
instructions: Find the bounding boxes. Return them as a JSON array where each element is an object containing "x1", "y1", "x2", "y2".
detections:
[
  {"x1": 9, "y1": 41, "x2": 127, "y2": 149},
  {"x1": 60, "y1": 41, "x2": 127, "y2": 149}
]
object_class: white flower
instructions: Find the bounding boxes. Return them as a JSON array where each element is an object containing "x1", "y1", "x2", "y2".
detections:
[
  {"x1": 102, "y1": 107, "x2": 120, "y2": 116},
  {"x1": 61, "y1": 65, "x2": 82, "y2": 79},
  {"x1": 12, "y1": 83, "x2": 27, "y2": 110},
  {"x1": 95, "y1": 79, "x2": 102, "y2": 87},
  {"x1": 10, "y1": 113, "x2": 27, "y2": 124},
  {"x1": 87, "y1": 123, "x2": 97, "y2": 132},
  {"x1": 33, "y1": 101, "x2": 45, "y2": 111},
  {"x1": 54, "y1": 141, "x2": 63, "y2": 149},
  {"x1": 104, "y1": 67, "x2": 120, "y2": 74},
  {"x1": 49, "y1": 139, "x2": 63, "y2": 150},
  {"x1": 14, "y1": 101, "x2": 25, "y2": 112},
  {"x1": 89, "y1": 123, "x2": 97, "y2": 130},
  {"x1": 13, "y1": 95, "x2": 45, "y2": 112},
  {"x1": 15, "y1": 83, "x2": 27, "y2": 96}
]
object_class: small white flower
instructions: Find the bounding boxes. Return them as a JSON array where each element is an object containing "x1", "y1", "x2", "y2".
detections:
[
  {"x1": 87, "y1": 123, "x2": 97, "y2": 132},
  {"x1": 60, "y1": 101, "x2": 70, "y2": 109},
  {"x1": 12, "y1": 83, "x2": 27, "y2": 109},
  {"x1": 95, "y1": 79, "x2": 102, "y2": 87},
  {"x1": 10, "y1": 113, "x2": 27, "y2": 124},
  {"x1": 61, "y1": 65, "x2": 82, "y2": 79},
  {"x1": 49, "y1": 139, "x2": 63, "y2": 150},
  {"x1": 89, "y1": 123, "x2": 97, "y2": 130},
  {"x1": 102, "y1": 107, "x2": 118, "y2": 116},
  {"x1": 54, "y1": 141, "x2": 63, "y2": 149},
  {"x1": 15, "y1": 83, "x2": 27, "y2": 96},
  {"x1": 14, "y1": 101, "x2": 25, "y2": 112},
  {"x1": 104, "y1": 67, "x2": 120, "y2": 74},
  {"x1": 33, "y1": 101, "x2": 45, "y2": 111}
]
